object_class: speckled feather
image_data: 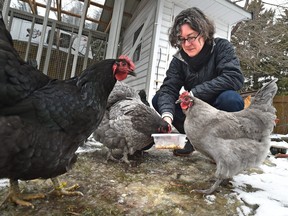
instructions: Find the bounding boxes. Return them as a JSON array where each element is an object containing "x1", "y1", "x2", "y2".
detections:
[{"x1": 93, "y1": 82, "x2": 170, "y2": 162}]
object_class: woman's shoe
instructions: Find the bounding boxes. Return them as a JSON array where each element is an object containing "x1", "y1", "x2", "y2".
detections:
[
  {"x1": 141, "y1": 142, "x2": 154, "y2": 151},
  {"x1": 173, "y1": 141, "x2": 194, "y2": 156}
]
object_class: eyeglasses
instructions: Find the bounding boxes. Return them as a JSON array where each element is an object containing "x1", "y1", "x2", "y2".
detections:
[{"x1": 177, "y1": 32, "x2": 200, "y2": 45}]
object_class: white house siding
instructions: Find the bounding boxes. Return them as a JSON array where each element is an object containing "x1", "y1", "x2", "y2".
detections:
[
  {"x1": 214, "y1": 20, "x2": 230, "y2": 39},
  {"x1": 146, "y1": 0, "x2": 173, "y2": 103},
  {"x1": 121, "y1": 0, "x2": 157, "y2": 92}
]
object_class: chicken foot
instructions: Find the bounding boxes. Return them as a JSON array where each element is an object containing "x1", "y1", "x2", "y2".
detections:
[
  {"x1": 194, "y1": 179, "x2": 223, "y2": 195},
  {"x1": 119, "y1": 153, "x2": 131, "y2": 165},
  {"x1": 50, "y1": 177, "x2": 84, "y2": 197},
  {"x1": 105, "y1": 148, "x2": 131, "y2": 165},
  {"x1": 106, "y1": 149, "x2": 122, "y2": 163},
  {"x1": 119, "y1": 146, "x2": 133, "y2": 165},
  {"x1": 1, "y1": 179, "x2": 45, "y2": 208}
]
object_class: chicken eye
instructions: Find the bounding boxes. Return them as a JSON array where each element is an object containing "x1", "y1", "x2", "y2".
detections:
[{"x1": 184, "y1": 97, "x2": 190, "y2": 102}]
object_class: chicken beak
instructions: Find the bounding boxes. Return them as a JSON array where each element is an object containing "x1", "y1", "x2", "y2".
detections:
[
  {"x1": 175, "y1": 99, "x2": 182, "y2": 104},
  {"x1": 129, "y1": 71, "x2": 136, "y2": 77}
]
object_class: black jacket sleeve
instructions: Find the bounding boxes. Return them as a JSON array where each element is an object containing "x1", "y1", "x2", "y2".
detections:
[{"x1": 157, "y1": 58, "x2": 185, "y2": 117}]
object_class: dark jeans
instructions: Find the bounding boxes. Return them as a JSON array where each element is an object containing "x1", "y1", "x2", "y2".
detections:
[{"x1": 152, "y1": 90, "x2": 244, "y2": 134}]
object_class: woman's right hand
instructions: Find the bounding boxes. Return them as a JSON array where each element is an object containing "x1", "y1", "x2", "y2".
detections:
[{"x1": 163, "y1": 116, "x2": 172, "y2": 126}]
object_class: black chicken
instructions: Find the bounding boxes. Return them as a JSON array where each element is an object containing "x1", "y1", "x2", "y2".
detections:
[
  {"x1": 0, "y1": 15, "x2": 51, "y2": 108},
  {"x1": 0, "y1": 13, "x2": 135, "y2": 207},
  {"x1": 93, "y1": 82, "x2": 171, "y2": 164}
]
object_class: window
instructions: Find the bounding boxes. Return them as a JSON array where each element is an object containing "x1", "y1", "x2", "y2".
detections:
[{"x1": 132, "y1": 24, "x2": 143, "y2": 62}]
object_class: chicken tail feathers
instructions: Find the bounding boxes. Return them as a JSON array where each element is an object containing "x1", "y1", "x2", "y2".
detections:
[
  {"x1": 0, "y1": 11, "x2": 14, "y2": 47},
  {"x1": 250, "y1": 78, "x2": 278, "y2": 108}
]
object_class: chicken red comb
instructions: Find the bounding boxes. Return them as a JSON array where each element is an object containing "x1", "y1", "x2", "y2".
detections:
[
  {"x1": 180, "y1": 91, "x2": 190, "y2": 98},
  {"x1": 178, "y1": 91, "x2": 193, "y2": 110},
  {"x1": 118, "y1": 55, "x2": 135, "y2": 71}
]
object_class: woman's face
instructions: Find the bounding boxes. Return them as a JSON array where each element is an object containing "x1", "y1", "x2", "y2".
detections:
[{"x1": 179, "y1": 23, "x2": 204, "y2": 57}]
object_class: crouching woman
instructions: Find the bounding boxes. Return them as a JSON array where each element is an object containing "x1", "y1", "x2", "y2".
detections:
[{"x1": 152, "y1": 7, "x2": 244, "y2": 156}]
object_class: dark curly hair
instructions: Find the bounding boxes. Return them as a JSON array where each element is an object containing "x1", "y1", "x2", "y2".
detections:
[{"x1": 169, "y1": 7, "x2": 215, "y2": 48}]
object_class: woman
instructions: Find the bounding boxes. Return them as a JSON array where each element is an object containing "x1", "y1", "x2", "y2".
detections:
[{"x1": 152, "y1": 7, "x2": 244, "y2": 156}]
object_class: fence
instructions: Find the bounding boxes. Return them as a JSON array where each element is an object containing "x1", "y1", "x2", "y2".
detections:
[
  {"x1": 273, "y1": 95, "x2": 288, "y2": 135},
  {"x1": 14, "y1": 40, "x2": 95, "y2": 79},
  {"x1": 241, "y1": 92, "x2": 288, "y2": 135}
]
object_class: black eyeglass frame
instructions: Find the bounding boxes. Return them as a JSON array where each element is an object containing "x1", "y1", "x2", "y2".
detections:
[{"x1": 177, "y1": 32, "x2": 201, "y2": 45}]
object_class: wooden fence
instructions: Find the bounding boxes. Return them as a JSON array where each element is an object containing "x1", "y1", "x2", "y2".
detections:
[
  {"x1": 273, "y1": 95, "x2": 288, "y2": 134},
  {"x1": 241, "y1": 92, "x2": 288, "y2": 135}
]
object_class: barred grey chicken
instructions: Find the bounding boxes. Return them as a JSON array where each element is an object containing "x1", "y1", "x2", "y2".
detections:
[
  {"x1": 105, "y1": 81, "x2": 140, "y2": 108},
  {"x1": 176, "y1": 79, "x2": 278, "y2": 194},
  {"x1": 93, "y1": 82, "x2": 171, "y2": 164}
]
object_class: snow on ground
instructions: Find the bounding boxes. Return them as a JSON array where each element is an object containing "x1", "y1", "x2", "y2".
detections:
[
  {"x1": 233, "y1": 134, "x2": 288, "y2": 216},
  {"x1": 234, "y1": 156, "x2": 288, "y2": 216},
  {"x1": 1, "y1": 135, "x2": 287, "y2": 215},
  {"x1": 0, "y1": 179, "x2": 8, "y2": 188},
  {"x1": 76, "y1": 139, "x2": 103, "y2": 154}
]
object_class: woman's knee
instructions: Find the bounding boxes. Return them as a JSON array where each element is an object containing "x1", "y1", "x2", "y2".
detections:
[{"x1": 213, "y1": 90, "x2": 244, "y2": 112}]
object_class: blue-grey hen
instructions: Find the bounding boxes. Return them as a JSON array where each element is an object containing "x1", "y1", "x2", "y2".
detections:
[
  {"x1": 93, "y1": 82, "x2": 171, "y2": 164},
  {"x1": 176, "y1": 79, "x2": 278, "y2": 194},
  {"x1": 0, "y1": 13, "x2": 135, "y2": 207}
]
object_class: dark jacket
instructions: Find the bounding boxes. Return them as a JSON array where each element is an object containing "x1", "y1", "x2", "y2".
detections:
[{"x1": 157, "y1": 38, "x2": 244, "y2": 117}]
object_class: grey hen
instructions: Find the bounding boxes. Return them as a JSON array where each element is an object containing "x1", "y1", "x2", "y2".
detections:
[
  {"x1": 176, "y1": 79, "x2": 278, "y2": 194},
  {"x1": 105, "y1": 81, "x2": 140, "y2": 108},
  {"x1": 93, "y1": 82, "x2": 171, "y2": 164}
]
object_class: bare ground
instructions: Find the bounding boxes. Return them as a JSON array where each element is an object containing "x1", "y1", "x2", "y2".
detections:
[{"x1": 0, "y1": 144, "x2": 261, "y2": 216}]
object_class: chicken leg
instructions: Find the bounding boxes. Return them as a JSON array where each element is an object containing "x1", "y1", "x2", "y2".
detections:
[
  {"x1": 106, "y1": 149, "x2": 122, "y2": 163},
  {"x1": 194, "y1": 179, "x2": 223, "y2": 195},
  {"x1": 119, "y1": 146, "x2": 132, "y2": 165},
  {"x1": 50, "y1": 177, "x2": 84, "y2": 197},
  {"x1": 2, "y1": 179, "x2": 45, "y2": 208}
]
